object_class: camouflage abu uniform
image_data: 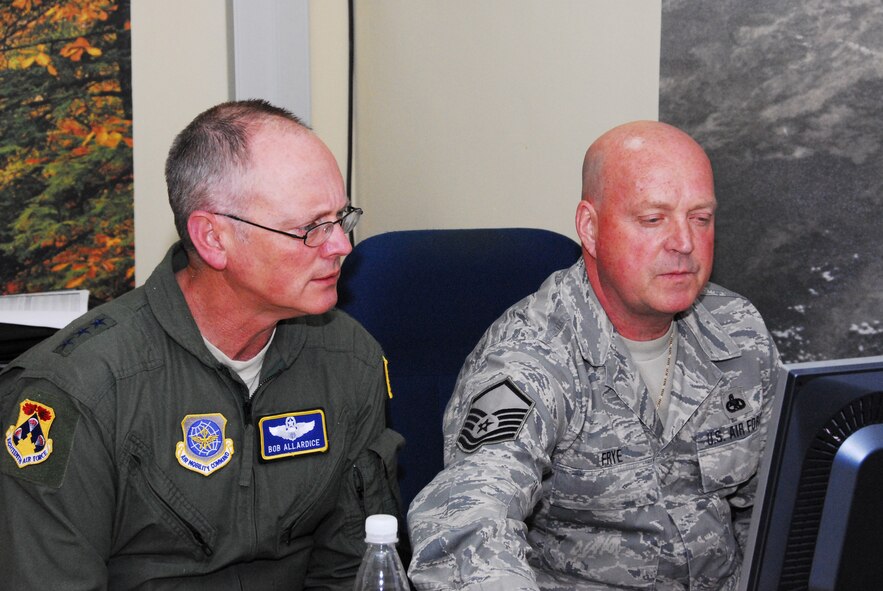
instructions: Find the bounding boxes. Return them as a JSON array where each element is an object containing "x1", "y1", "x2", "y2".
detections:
[{"x1": 407, "y1": 259, "x2": 779, "y2": 590}]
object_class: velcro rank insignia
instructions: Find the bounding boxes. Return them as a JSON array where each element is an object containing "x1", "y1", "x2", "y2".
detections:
[
  {"x1": 457, "y1": 379, "x2": 534, "y2": 453},
  {"x1": 54, "y1": 313, "x2": 117, "y2": 357},
  {"x1": 259, "y1": 409, "x2": 329, "y2": 461}
]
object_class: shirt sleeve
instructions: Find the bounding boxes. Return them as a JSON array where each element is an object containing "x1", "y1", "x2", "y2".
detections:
[
  {"x1": 0, "y1": 377, "x2": 115, "y2": 590},
  {"x1": 407, "y1": 339, "x2": 573, "y2": 591},
  {"x1": 728, "y1": 314, "x2": 782, "y2": 551},
  {"x1": 305, "y1": 348, "x2": 404, "y2": 590}
]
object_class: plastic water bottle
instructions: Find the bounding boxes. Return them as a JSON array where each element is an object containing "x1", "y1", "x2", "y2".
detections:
[{"x1": 353, "y1": 514, "x2": 410, "y2": 591}]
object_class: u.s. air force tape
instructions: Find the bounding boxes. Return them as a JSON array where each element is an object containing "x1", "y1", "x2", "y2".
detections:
[{"x1": 457, "y1": 379, "x2": 534, "y2": 453}]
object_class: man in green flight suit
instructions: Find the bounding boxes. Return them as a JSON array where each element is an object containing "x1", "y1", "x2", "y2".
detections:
[{"x1": 0, "y1": 99, "x2": 403, "y2": 590}]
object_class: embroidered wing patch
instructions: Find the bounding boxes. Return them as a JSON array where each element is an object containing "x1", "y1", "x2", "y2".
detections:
[
  {"x1": 457, "y1": 380, "x2": 534, "y2": 453},
  {"x1": 259, "y1": 409, "x2": 329, "y2": 461}
]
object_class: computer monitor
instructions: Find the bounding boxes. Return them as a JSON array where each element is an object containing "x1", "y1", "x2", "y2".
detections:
[{"x1": 739, "y1": 355, "x2": 883, "y2": 591}]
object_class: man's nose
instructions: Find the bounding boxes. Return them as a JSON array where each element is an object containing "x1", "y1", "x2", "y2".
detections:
[
  {"x1": 666, "y1": 218, "x2": 694, "y2": 254},
  {"x1": 324, "y1": 221, "x2": 353, "y2": 256}
]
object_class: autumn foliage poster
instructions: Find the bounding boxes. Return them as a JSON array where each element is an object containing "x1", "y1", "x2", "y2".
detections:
[{"x1": 0, "y1": 0, "x2": 133, "y2": 304}]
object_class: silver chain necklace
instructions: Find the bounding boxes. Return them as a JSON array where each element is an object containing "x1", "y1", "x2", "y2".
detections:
[{"x1": 655, "y1": 329, "x2": 675, "y2": 410}]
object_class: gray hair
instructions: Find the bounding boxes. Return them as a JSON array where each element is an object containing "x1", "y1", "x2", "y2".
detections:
[{"x1": 164, "y1": 99, "x2": 308, "y2": 251}]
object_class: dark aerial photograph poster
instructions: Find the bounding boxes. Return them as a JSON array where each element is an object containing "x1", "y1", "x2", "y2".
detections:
[{"x1": 661, "y1": 0, "x2": 883, "y2": 362}]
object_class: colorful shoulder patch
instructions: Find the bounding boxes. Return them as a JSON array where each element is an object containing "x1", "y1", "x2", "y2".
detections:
[
  {"x1": 2, "y1": 391, "x2": 80, "y2": 488},
  {"x1": 175, "y1": 413, "x2": 234, "y2": 476},
  {"x1": 259, "y1": 409, "x2": 328, "y2": 461},
  {"x1": 457, "y1": 379, "x2": 535, "y2": 453},
  {"x1": 5, "y1": 399, "x2": 55, "y2": 468}
]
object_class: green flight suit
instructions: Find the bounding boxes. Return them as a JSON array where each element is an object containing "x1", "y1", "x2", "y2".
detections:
[{"x1": 0, "y1": 244, "x2": 402, "y2": 590}]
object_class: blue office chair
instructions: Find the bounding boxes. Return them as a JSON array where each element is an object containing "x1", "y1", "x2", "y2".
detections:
[{"x1": 337, "y1": 228, "x2": 582, "y2": 512}]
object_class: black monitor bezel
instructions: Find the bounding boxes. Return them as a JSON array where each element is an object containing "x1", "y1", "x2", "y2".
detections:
[{"x1": 739, "y1": 354, "x2": 883, "y2": 591}]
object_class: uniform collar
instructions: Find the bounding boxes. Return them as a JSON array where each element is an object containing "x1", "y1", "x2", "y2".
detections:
[
  {"x1": 682, "y1": 285, "x2": 744, "y2": 362},
  {"x1": 568, "y1": 257, "x2": 742, "y2": 368},
  {"x1": 568, "y1": 259, "x2": 743, "y2": 436},
  {"x1": 144, "y1": 243, "x2": 307, "y2": 374},
  {"x1": 566, "y1": 258, "x2": 618, "y2": 368}
]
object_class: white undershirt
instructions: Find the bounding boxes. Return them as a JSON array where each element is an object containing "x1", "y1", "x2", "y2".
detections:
[
  {"x1": 620, "y1": 322, "x2": 678, "y2": 426},
  {"x1": 203, "y1": 329, "x2": 276, "y2": 397}
]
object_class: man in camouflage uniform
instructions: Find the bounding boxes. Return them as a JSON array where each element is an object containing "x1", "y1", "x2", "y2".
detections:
[{"x1": 407, "y1": 121, "x2": 780, "y2": 590}]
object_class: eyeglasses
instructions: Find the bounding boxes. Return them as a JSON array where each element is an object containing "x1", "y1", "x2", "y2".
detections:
[{"x1": 213, "y1": 206, "x2": 363, "y2": 248}]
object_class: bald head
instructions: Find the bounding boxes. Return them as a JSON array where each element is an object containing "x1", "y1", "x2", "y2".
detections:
[
  {"x1": 574, "y1": 120, "x2": 717, "y2": 339},
  {"x1": 581, "y1": 121, "x2": 713, "y2": 205}
]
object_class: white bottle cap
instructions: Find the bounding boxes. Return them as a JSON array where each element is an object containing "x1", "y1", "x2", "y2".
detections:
[{"x1": 364, "y1": 514, "x2": 398, "y2": 544}]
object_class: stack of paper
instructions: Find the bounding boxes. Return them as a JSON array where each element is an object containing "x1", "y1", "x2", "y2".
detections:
[{"x1": 0, "y1": 290, "x2": 90, "y2": 329}]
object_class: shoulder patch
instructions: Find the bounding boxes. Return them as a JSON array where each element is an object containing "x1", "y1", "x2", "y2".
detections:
[
  {"x1": 54, "y1": 313, "x2": 117, "y2": 357},
  {"x1": 1, "y1": 390, "x2": 80, "y2": 488},
  {"x1": 457, "y1": 379, "x2": 534, "y2": 453},
  {"x1": 6, "y1": 399, "x2": 55, "y2": 467}
]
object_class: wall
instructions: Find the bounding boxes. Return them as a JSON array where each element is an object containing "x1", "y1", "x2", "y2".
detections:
[
  {"x1": 308, "y1": 0, "x2": 351, "y2": 180},
  {"x1": 131, "y1": 1, "x2": 662, "y2": 283},
  {"x1": 131, "y1": 0, "x2": 233, "y2": 285},
  {"x1": 352, "y1": 0, "x2": 661, "y2": 242}
]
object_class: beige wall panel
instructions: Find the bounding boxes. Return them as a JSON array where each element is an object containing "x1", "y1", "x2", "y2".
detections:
[
  {"x1": 131, "y1": 1, "x2": 661, "y2": 282},
  {"x1": 353, "y1": 0, "x2": 661, "y2": 242},
  {"x1": 131, "y1": 0, "x2": 232, "y2": 285}
]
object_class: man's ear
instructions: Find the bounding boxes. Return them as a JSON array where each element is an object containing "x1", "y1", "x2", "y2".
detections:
[
  {"x1": 187, "y1": 211, "x2": 228, "y2": 271},
  {"x1": 575, "y1": 199, "x2": 599, "y2": 258}
]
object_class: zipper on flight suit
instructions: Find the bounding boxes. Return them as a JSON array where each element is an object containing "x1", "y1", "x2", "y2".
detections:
[
  {"x1": 129, "y1": 454, "x2": 214, "y2": 557},
  {"x1": 283, "y1": 426, "x2": 351, "y2": 545},
  {"x1": 237, "y1": 367, "x2": 286, "y2": 553},
  {"x1": 243, "y1": 396, "x2": 253, "y2": 425},
  {"x1": 282, "y1": 441, "x2": 349, "y2": 545},
  {"x1": 353, "y1": 464, "x2": 367, "y2": 516}
]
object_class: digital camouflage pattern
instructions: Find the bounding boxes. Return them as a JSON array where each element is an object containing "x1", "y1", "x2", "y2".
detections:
[{"x1": 408, "y1": 259, "x2": 780, "y2": 590}]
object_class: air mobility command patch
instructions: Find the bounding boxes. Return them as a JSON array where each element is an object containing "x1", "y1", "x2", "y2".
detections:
[
  {"x1": 457, "y1": 379, "x2": 534, "y2": 453},
  {"x1": 1, "y1": 390, "x2": 78, "y2": 488},
  {"x1": 259, "y1": 409, "x2": 328, "y2": 461},
  {"x1": 175, "y1": 413, "x2": 234, "y2": 476}
]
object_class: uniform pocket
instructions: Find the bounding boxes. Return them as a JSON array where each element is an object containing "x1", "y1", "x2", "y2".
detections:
[
  {"x1": 350, "y1": 428, "x2": 405, "y2": 525},
  {"x1": 540, "y1": 455, "x2": 661, "y2": 587},
  {"x1": 343, "y1": 427, "x2": 407, "y2": 566},
  {"x1": 695, "y1": 411, "x2": 762, "y2": 493},
  {"x1": 549, "y1": 455, "x2": 659, "y2": 512},
  {"x1": 120, "y1": 434, "x2": 216, "y2": 558}
]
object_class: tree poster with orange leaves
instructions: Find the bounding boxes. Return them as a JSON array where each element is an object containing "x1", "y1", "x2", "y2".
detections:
[{"x1": 0, "y1": 0, "x2": 132, "y2": 304}]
